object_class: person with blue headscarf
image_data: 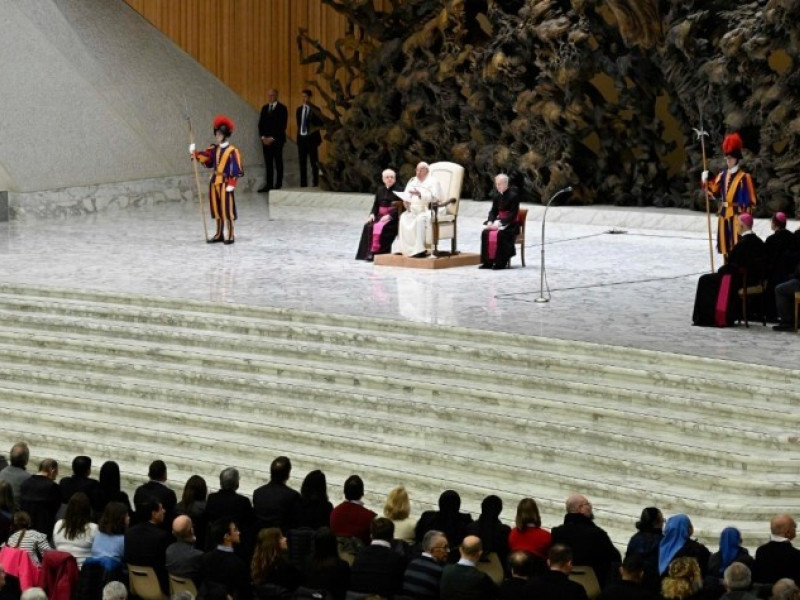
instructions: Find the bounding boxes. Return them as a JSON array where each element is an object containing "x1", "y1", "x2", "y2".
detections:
[
  {"x1": 659, "y1": 514, "x2": 711, "y2": 579},
  {"x1": 708, "y1": 527, "x2": 754, "y2": 579}
]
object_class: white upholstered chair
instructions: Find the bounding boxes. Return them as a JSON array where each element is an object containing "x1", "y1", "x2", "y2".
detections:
[{"x1": 427, "y1": 161, "x2": 464, "y2": 254}]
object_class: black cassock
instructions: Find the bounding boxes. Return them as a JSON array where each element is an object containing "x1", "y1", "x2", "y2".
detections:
[
  {"x1": 480, "y1": 187, "x2": 520, "y2": 268},
  {"x1": 355, "y1": 184, "x2": 402, "y2": 260}
]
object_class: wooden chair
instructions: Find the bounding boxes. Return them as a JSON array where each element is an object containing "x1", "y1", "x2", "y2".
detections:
[
  {"x1": 513, "y1": 208, "x2": 529, "y2": 267},
  {"x1": 475, "y1": 551, "x2": 504, "y2": 585},
  {"x1": 795, "y1": 291, "x2": 800, "y2": 332},
  {"x1": 168, "y1": 573, "x2": 198, "y2": 598},
  {"x1": 737, "y1": 263, "x2": 768, "y2": 327},
  {"x1": 569, "y1": 565, "x2": 601, "y2": 600},
  {"x1": 128, "y1": 564, "x2": 166, "y2": 600},
  {"x1": 427, "y1": 161, "x2": 464, "y2": 255}
]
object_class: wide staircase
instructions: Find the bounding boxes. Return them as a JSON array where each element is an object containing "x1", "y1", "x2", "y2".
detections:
[{"x1": 0, "y1": 282, "x2": 797, "y2": 550}]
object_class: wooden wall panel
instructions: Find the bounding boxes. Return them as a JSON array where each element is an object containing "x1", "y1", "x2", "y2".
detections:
[{"x1": 123, "y1": 0, "x2": 390, "y2": 146}]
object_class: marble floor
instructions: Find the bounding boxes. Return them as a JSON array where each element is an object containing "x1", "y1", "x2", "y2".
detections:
[{"x1": 0, "y1": 190, "x2": 798, "y2": 369}]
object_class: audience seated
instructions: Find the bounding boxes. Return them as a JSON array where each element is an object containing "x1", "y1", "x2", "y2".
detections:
[
  {"x1": 754, "y1": 514, "x2": 800, "y2": 584},
  {"x1": 176, "y1": 474, "x2": 208, "y2": 550},
  {"x1": 53, "y1": 492, "x2": 98, "y2": 569},
  {"x1": 90, "y1": 502, "x2": 128, "y2": 565},
  {"x1": 0, "y1": 444, "x2": 32, "y2": 510},
  {"x1": 59, "y1": 456, "x2": 99, "y2": 507},
  {"x1": 330, "y1": 475, "x2": 376, "y2": 545},
  {"x1": 5, "y1": 511, "x2": 52, "y2": 566},
  {"x1": 302, "y1": 527, "x2": 350, "y2": 600},
  {"x1": 348, "y1": 518, "x2": 406, "y2": 598},
  {"x1": 709, "y1": 527, "x2": 755, "y2": 581},
  {"x1": 102, "y1": 580, "x2": 127, "y2": 600},
  {"x1": 551, "y1": 494, "x2": 621, "y2": 589},
  {"x1": 661, "y1": 557, "x2": 707, "y2": 600},
  {"x1": 19, "y1": 459, "x2": 61, "y2": 539},
  {"x1": 402, "y1": 529, "x2": 448, "y2": 600},
  {"x1": 718, "y1": 561, "x2": 759, "y2": 600},
  {"x1": 132, "y1": 460, "x2": 177, "y2": 530},
  {"x1": 200, "y1": 517, "x2": 250, "y2": 600},
  {"x1": 764, "y1": 212, "x2": 799, "y2": 321},
  {"x1": 166, "y1": 514, "x2": 204, "y2": 584},
  {"x1": 293, "y1": 470, "x2": 333, "y2": 531},
  {"x1": 773, "y1": 578, "x2": 800, "y2": 600},
  {"x1": 92, "y1": 462, "x2": 131, "y2": 519},
  {"x1": 123, "y1": 498, "x2": 171, "y2": 593},
  {"x1": 466, "y1": 495, "x2": 510, "y2": 573},
  {"x1": 507, "y1": 497, "x2": 551, "y2": 563},
  {"x1": 498, "y1": 551, "x2": 536, "y2": 600},
  {"x1": 625, "y1": 506, "x2": 663, "y2": 592},
  {"x1": 0, "y1": 482, "x2": 15, "y2": 544},
  {"x1": 597, "y1": 553, "x2": 660, "y2": 600},
  {"x1": 524, "y1": 543, "x2": 587, "y2": 600},
  {"x1": 205, "y1": 467, "x2": 256, "y2": 557},
  {"x1": 250, "y1": 527, "x2": 302, "y2": 597},
  {"x1": 383, "y1": 486, "x2": 416, "y2": 545},
  {"x1": 253, "y1": 456, "x2": 300, "y2": 534},
  {"x1": 659, "y1": 514, "x2": 711, "y2": 580},
  {"x1": 415, "y1": 490, "x2": 473, "y2": 563},
  {"x1": 440, "y1": 535, "x2": 498, "y2": 600}
]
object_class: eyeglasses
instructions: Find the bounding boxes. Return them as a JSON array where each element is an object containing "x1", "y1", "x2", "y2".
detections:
[{"x1": 432, "y1": 545, "x2": 450, "y2": 551}]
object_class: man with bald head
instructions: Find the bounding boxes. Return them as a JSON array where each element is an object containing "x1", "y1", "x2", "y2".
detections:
[
  {"x1": 550, "y1": 494, "x2": 621, "y2": 589},
  {"x1": 754, "y1": 514, "x2": 800, "y2": 584},
  {"x1": 439, "y1": 535, "x2": 497, "y2": 599},
  {"x1": 166, "y1": 515, "x2": 203, "y2": 583}
]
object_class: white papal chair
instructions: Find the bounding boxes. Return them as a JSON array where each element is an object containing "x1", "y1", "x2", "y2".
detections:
[{"x1": 427, "y1": 161, "x2": 464, "y2": 255}]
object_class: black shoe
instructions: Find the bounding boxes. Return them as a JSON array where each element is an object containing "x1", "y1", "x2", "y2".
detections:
[
  {"x1": 365, "y1": 254, "x2": 374, "y2": 262},
  {"x1": 492, "y1": 264, "x2": 507, "y2": 270},
  {"x1": 772, "y1": 323, "x2": 793, "y2": 331},
  {"x1": 207, "y1": 236, "x2": 224, "y2": 244},
  {"x1": 257, "y1": 186, "x2": 270, "y2": 193},
  {"x1": 411, "y1": 251, "x2": 428, "y2": 258},
  {"x1": 479, "y1": 263, "x2": 491, "y2": 269},
  {"x1": 223, "y1": 239, "x2": 235, "y2": 245}
]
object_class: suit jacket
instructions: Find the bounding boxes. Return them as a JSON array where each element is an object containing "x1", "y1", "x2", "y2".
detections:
[
  {"x1": 258, "y1": 102, "x2": 288, "y2": 144},
  {"x1": 551, "y1": 513, "x2": 621, "y2": 587},
  {"x1": 440, "y1": 562, "x2": 498, "y2": 600},
  {"x1": 597, "y1": 579, "x2": 661, "y2": 600},
  {"x1": 166, "y1": 539, "x2": 204, "y2": 582},
  {"x1": 133, "y1": 481, "x2": 178, "y2": 529},
  {"x1": 296, "y1": 103, "x2": 323, "y2": 146},
  {"x1": 525, "y1": 570, "x2": 589, "y2": 600},
  {"x1": 59, "y1": 474, "x2": 99, "y2": 504},
  {"x1": 201, "y1": 548, "x2": 251, "y2": 600},
  {"x1": 204, "y1": 489, "x2": 256, "y2": 556},
  {"x1": 497, "y1": 576, "x2": 529, "y2": 600},
  {"x1": 252, "y1": 481, "x2": 300, "y2": 532},
  {"x1": 124, "y1": 521, "x2": 172, "y2": 592},
  {"x1": 349, "y1": 543, "x2": 406, "y2": 598},
  {"x1": 754, "y1": 540, "x2": 800, "y2": 584},
  {"x1": 20, "y1": 474, "x2": 61, "y2": 536}
]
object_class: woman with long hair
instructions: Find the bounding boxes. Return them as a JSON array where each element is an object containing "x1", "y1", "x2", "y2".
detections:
[
  {"x1": 177, "y1": 475, "x2": 207, "y2": 549},
  {"x1": 294, "y1": 470, "x2": 333, "y2": 530},
  {"x1": 625, "y1": 506, "x2": 663, "y2": 591},
  {"x1": 91, "y1": 501, "x2": 129, "y2": 564},
  {"x1": 0, "y1": 481, "x2": 14, "y2": 542},
  {"x1": 466, "y1": 495, "x2": 510, "y2": 568},
  {"x1": 4, "y1": 511, "x2": 53, "y2": 566},
  {"x1": 303, "y1": 526, "x2": 349, "y2": 600},
  {"x1": 53, "y1": 492, "x2": 97, "y2": 568},
  {"x1": 383, "y1": 486, "x2": 416, "y2": 544},
  {"x1": 92, "y1": 461, "x2": 131, "y2": 517},
  {"x1": 251, "y1": 527, "x2": 302, "y2": 595},
  {"x1": 508, "y1": 497, "x2": 551, "y2": 560}
]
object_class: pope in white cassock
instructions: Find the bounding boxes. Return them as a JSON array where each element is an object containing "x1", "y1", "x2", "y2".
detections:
[{"x1": 395, "y1": 162, "x2": 445, "y2": 257}]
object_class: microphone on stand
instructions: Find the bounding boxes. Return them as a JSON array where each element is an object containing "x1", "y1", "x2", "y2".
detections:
[{"x1": 535, "y1": 186, "x2": 573, "y2": 303}]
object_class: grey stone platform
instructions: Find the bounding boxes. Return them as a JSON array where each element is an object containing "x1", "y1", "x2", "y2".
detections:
[{"x1": 0, "y1": 189, "x2": 798, "y2": 553}]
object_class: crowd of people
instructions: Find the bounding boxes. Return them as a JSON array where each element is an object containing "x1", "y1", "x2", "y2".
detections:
[{"x1": 3, "y1": 443, "x2": 800, "y2": 600}]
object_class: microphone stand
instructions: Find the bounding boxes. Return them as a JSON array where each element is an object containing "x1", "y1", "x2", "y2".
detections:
[{"x1": 535, "y1": 186, "x2": 573, "y2": 303}]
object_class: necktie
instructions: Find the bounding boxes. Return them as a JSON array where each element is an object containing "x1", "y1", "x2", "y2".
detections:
[{"x1": 301, "y1": 106, "x2": 309, "y2": 135}]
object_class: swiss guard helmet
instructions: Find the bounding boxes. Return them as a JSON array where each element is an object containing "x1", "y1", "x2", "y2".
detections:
[{"x1": 213, "y1": 115, "x2": 235, "y2": 139}]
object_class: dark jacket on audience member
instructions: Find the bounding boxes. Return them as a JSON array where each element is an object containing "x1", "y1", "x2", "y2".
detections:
[
  {"x1": 133, "y1": 481, "x2": 177, "y2": 528},
  {"x1": 165, "y1": 539, "x2": 204, "y2": 583},
  {"x1": 59, "y1": 474, "x2": 99, "y2": 505},
  {"x1": 20, "y1": 474, "x2": 62, "y2": 537},
  {"x1": 204, "y1": 489, "x2": 256, "y2": 553},
  {"x1": 497, "y1": 576, "x2": 529, "y2": 600},
  {"x1": 252, "y1": 481, "x2": 300, "y2": 533},
  {"x1": 348, "y1": 542, "x2": 406, "y2": 598},
  {"x1": 525, "y1": 569, "x2": 589, "y2": 600},
  {"x1": 124, "y1": 521, "x2": 172, "y2": 593},
  {"x1": 304, "y1": 557, "x2": 350, "y2": 600},
  {"x1": 402, "y1": 554, "x2": 444, "y2": 600},
  {"x1": 201, "y1": 548, "x2": 251, "y2": 600},
  {"x1": 439, "y1": 562, "x2": 498, "y2": 600},
  {"x1": 551, "y1": 513, "x2": 622, "y2": 588},
  {"x1": 597, "y1": 579, "x2": 661, "y2": 600},
  {"x1": 754, "y1": 539, "x2": 800, "y2": 584}
]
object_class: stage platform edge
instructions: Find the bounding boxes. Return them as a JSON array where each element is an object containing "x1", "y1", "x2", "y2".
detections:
[{"x1": 374, "y1": 252, "x2": 482, "y2": 269}]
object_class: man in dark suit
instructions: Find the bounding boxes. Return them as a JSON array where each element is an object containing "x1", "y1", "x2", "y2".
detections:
[
  {"x1": 59, "y1": 455, "x2": 98, "y2": 505},
  {"x1": 597, "y1": 554, "x2": 660, "y2": 600},
  {"x1": 253, "y1": 456, "x2": 299, "y2": 533},
  {"x1": 551, "y1": 494, "x2": 621, "y2": 589},
  {"x1": 133, "y1": 460, "x2": 178, "y2": 530},
  {"x1": 349, "y1": 517, "x2": 407, "y2": 598},
  {"x1": 20, "y1": 458, "x2": 61, "y2": 538},
  {"x1": 498, "y1": 551, "x2": 536, "y2": 600},
  {"x1": 754, "y1": 514, "x2": 800, "y2": 584},
  {"x1": 124, "y1": 499, "x2": 172, "y2": 594},
  {"x1": 439, "y1": 535, "x2": 498, "y2": 600},
  {"x1": 525, "y1": 544, "x2": 589, "y2": 600},
  {"x1": 204, "y1": 467, "x2": 256, "y2": 556},
  {"x1": 257, "y1": 88, "x2": 288, "y2": 193},
  {"x1": 295, "y1": 89, "x2": 323, "y2": 187},
  {"x1": 200, "y1": 518, "x2": 250, "y2": 600}
]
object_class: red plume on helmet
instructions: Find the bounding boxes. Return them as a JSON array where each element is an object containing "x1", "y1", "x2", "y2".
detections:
[
  {"x1": 722, "y1": 132, "x2": 743, "y2": 159},
  {"x1": 213, "y1": 115, "x2": 235, "y2": 135}
]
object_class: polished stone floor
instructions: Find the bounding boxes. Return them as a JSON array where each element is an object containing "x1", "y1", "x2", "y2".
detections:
[{"x1": 0, "y1": 190, "x2": 797, "y2": 369}]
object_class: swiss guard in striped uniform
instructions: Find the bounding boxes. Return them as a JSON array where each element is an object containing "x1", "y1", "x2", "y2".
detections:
[
  {"x1": 703, "y1": 132, "x2": 757, "y2": 260},
  {"x1": 190, "y1": 115, "x2": 244, "y2": 244}
]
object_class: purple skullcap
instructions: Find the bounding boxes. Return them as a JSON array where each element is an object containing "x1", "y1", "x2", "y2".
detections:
[
  {"x1": 775, "y1": 212, "x2": 787, "y2": 224},
  {"x1": 739, "y1": 213, "x2": 754, "y2": 228}
]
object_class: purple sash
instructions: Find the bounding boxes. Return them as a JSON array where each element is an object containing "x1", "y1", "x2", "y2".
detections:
[
  {"x1": 487, "y1": 211, "x2": 512, "y2": 259},
  {"x1": 371, "y1": 206, "x2": 394, "y2": 252}
]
